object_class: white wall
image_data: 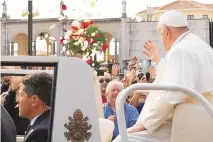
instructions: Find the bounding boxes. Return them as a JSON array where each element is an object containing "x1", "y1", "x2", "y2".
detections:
[{"x1": 126, "y1": 19, "x2": 210, "y2": 60}]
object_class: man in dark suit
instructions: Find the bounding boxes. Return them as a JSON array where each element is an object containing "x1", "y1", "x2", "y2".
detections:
[
  {"x1": 1, "y1": 105, "x2": 16, "y2": 142},
  {"x1": 17, "y1": 72, "x2": 53, "y2": 142}
]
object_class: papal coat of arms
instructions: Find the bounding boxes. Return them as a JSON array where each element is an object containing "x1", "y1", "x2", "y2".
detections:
[{"x1": 64, "y1": 109, "x2": 92, "y2": 142}]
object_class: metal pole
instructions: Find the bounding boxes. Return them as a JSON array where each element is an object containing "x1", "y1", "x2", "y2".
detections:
[{"x1": 28, "y1": 0, "x2": 33, "y2": 55}]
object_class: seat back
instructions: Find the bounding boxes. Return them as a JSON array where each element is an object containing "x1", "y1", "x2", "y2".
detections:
[{"x1": 171, "y1": 103, "x2": 213, "y2": 142}]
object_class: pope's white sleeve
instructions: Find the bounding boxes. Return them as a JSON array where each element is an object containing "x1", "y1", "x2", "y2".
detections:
[
  {"x1": 138, "y1": 47, "x2": 187, "y2": 133},
  {"x1": 160, "y1": 46, "x2": 186, "y2": 104}
]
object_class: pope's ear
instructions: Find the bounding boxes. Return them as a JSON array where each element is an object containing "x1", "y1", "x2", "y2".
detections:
[{"x1": 166, "y1": 27, "x2": 172, "y2": 37}]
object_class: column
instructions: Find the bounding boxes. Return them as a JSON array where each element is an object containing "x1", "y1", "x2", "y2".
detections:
[
  {"x1": 57, "y1": 21, "x2": 63, "y2": 56},
  {"x1": 120, "y1": 0, "x2": 127, "y2": 73}
]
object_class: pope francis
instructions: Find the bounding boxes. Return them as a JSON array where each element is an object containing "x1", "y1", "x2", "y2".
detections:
[{"x1": 113, "y1": 10, "x2": 213, "y2": 142}]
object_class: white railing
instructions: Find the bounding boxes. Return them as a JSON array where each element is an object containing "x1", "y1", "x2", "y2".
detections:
[{"x1": 115, "y1": 83, "x2": 213, "y2": 142}]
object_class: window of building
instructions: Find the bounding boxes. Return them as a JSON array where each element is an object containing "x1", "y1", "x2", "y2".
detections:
[
  {"x1": 202, "y1": 15, "x2": 208, "y2": 19},
  {"x1": 14, "y1": 43, "x2": 18, "y2": 56},
  {"x1": 187, "y1": 15, "x2": 194, "y2": 19}
]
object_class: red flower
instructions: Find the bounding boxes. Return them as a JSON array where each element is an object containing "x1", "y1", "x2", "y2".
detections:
[
  {"x1": 94, "y1": 33, "x2": 100, "y2": 38},
  {"x1": 90, "y1": 20, "x2": 94, "y2": 24},
  {"x1": 102, "y1": 44, "x2": 109, "y2": 51},
  {"x1": 62, "y1": 4, "x2": 67, "y2": 11},
  {"x1": 81, "y1": 22, "x2": 90, "y2": 29},
  {"x1": 86, "y1": 59, "x2": 91, "y2": 64},
  {"x1": 60, "y1": 36, "x2": 65, "y2": 44},
  {"x1": 72, "y1": 26, "x2": 78, "y2": 31}
]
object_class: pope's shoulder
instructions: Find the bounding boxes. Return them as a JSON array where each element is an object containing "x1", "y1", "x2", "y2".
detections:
[{"x1": 167, "y1": 33, "x2": 213, "y2": 60}]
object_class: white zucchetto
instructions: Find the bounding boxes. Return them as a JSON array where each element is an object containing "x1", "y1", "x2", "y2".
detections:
[{"x1": 158, "y1": 10, "x2": 188, "y2": 27}]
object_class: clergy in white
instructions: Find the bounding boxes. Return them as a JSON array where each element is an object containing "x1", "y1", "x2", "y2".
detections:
[{"x1": 113, "y1": 10, "x2": 213, "y2": 142}]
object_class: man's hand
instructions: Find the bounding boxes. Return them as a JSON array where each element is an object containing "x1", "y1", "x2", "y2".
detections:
[
  {"x1": 127, "y1": 123, "x2": 145, "y2": 134},
  {"x1": 108, "y1": 115, "x2": 116, "y2": 122},
  {"x1": 143, "y1": 40, "x2": 161, "y2": 64},
  {"x1": 10, "y1": 76, "x2": 23, "y2": 91}
]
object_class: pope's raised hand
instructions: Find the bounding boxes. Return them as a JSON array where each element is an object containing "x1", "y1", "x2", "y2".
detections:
[{"x1": 143, "y1": 40, "x2": 161, "y2": 64}]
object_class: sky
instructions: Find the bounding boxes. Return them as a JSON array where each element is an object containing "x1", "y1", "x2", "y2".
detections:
[{"x1": 0, "y1": 0, "x2": 212, "y2": 19}]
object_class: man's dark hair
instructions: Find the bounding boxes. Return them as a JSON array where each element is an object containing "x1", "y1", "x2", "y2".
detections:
[
  {"x1": 137, "y1": 73, "x2": 144, "y2": 81},
  {"x1": 22, "y1": 72, "x2": 53, "y2": 107},
  {"x1": 146, "y1": 72, "x2": 150, "y2": 82}
]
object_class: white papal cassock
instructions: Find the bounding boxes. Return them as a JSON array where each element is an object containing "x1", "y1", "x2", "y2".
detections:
[{"x1": 113, "y1": 11, "x2": 213, "y2": 142}]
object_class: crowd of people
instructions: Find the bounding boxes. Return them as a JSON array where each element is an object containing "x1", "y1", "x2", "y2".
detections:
[{"x1": 99, "y1": 58, "x2": 156, "y2": 140}]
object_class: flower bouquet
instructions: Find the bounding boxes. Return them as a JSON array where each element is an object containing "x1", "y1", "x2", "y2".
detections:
[{"x1": 60, "y1": 20, "x2": 109, "y2": 59}]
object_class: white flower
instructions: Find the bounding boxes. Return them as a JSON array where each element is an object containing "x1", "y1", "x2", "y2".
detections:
[
  {"x1": 64, "y1": 30, "x2": 72, "y2": 40},
  {"x1": 63, "y1": 40, "x2": 69, "y2": 44},
  {"x1": 81, "y1": 45, "x2": 87, "y2": 51},
  {"x1": 90, "y1": 49, "x2": 97, "y2": 56},
  {"x1": 65, "y1": 30, "x2": 72, "y2": 37},
  {"x1": 91, "y1": 32, "x2": 96, "y2": 37},
  {"x1": 93, "y1": 43, "x2": 98, "y2": 46},
  {"x1": 62, "y1": 46, "x2": 66, "y2": 52},
  {"x1": 78, "y1": 29, "x2": 84, "y2": 35},
  {"x1": 72, "y1": 20, "x2": 80, "y2": 27},
  {"x1": 74, "y1": 41, "x2": 79, "y2": 46},
  {"x1": 85, "y1": 52, "x2": 90, "y2": 57},
  {"x1": 84, "y1": 40, "x2": 89, "y2": 47},
  {"x1": 64, "y1": 35, "x2": 70, "y2": 40}
]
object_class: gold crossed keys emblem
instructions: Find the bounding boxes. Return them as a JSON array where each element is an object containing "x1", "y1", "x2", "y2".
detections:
[{"x1": 64, "y1": 109, "x2": 92, "y2": 142}]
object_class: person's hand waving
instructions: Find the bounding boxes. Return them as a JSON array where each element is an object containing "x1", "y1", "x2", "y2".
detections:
[
  {"x1": 112, "y1": 64, "x2": 120, "y2": 77},
  {"x1": 143, "y1": 40, "x2": 161, "y2": 64}
]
